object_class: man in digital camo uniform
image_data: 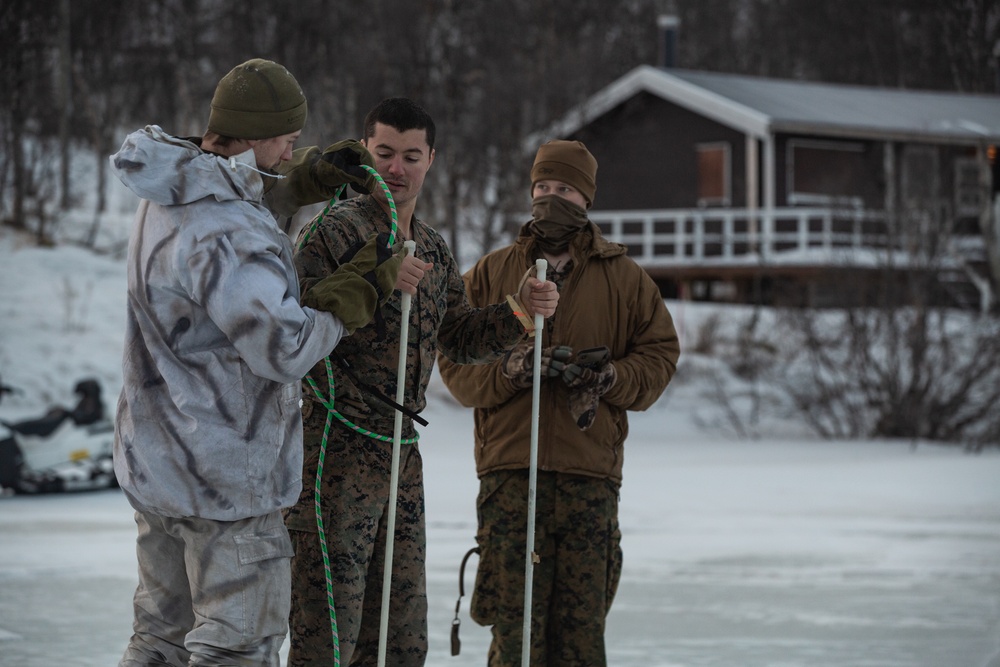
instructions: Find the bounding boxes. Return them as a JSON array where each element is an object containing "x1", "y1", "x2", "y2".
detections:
[
  {"x1": 111, "y1": 59, "x2": 399, "y2": 666},
  {"x1": 283, "y1": 98, "x2": 559, "y2": 666},
  {"x1": 439, "y1": 140, "x2": 680, "y2": 666}
]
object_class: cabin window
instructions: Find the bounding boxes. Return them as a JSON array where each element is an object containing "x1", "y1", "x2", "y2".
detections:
[
  {"x1": 697, "y1": 142, "x2": 730, "y2": 206},
  {"x1": 787, "y1": 139, "x2": 866, "y2": 206},
  {"x1": 954, "y1": 157, "x2": 982, "y2": 218}
]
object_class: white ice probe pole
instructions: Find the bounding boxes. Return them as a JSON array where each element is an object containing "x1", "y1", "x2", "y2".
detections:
[
  {"x1": 378, "y1": 239, "x2": 417, "y2": 667},
  {"x1": 521, "y1": 258, "x2": 547, "y2": 667}
]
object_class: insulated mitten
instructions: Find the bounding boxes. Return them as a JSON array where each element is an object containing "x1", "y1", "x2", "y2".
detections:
[
  {"x1": 318, "y1": 139, "x2": 377, "y2": 194},
  {"x1": 265, "y1": 141, "x2": 376, "y2": 217},
  {"x1": 501, "y1": 343, "x2": 572, "y2": 390},
  {"x1": 561, "y1": 346, "x2": 616, "y2": 430},
  {"x1": 301, "y1": 233, "x2": 403, "y2": 334}
]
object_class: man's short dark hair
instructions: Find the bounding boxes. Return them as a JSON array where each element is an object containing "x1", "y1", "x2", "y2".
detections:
[
  {"x1": 202, "y1": 132, "x2": 240, "y2": 148},
  {"x1": 363, "y1": 98, "x2": 436, "y2": 150}
]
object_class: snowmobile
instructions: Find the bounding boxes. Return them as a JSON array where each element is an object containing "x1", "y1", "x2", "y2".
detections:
[{"x1": 0, "y1": 378, "x2": 117, "y2": 494}]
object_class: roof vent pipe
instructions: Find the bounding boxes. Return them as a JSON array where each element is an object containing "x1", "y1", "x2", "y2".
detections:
[{"x1": 657, "y1": 15, "x2": 680, "y2": 69}]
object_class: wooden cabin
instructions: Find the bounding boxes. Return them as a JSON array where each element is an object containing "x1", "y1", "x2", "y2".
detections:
[{"x1": 536, "y1": 65, "x2": 1000, "y2": 307}]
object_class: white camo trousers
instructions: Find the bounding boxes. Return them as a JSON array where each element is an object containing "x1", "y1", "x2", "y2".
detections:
[{"x1": 119, "y1": 510, "x2": 293, "y2": 667}]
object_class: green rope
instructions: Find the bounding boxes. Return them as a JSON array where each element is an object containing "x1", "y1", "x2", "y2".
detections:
[
  {"x1": 313, "y1": 358, "x2": 340, "y2": 667},
  {"x1": 297, "y1": 185, "x2": 346, "y2": 250},
  {"x1": 297, "y1": 163, "x2": 415, "y2": 665},
  {"x1": 304, "y1": 370, "x2": 420, "y2": 446},
  {"x1": 297, "y1": 164, "x2": 399, "y2": 251}
]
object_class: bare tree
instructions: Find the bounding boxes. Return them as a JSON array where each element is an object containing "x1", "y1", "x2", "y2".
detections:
[
  {"x1": 2, "y1": 0, "x2": 996, "y2": 247},
  {"x1": 56, "y1": 0, "x2": 71, "y2": 211},
  {"x1": 0, "y1": 1, "x2": 59, "y2": 230}
]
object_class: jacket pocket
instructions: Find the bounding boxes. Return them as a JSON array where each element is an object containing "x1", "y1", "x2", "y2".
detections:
[{"x1": 280, "y1": 381, "x2": 300, "y2": 406}]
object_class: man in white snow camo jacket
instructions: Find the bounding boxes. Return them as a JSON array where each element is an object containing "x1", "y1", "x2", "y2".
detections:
[{"x1": 110, "y1": 58, "x2": 401, "y2": 667}]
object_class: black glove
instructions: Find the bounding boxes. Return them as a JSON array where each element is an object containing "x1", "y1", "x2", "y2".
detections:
[
  {"x1": 301, "y1": 233, "x2": 403, "y2": 334},
  {"x1": 560, "y1": 346, "x2": 616, "y2": 430},
  {"x1": 317, "y1": 139, "x2": 377, "y2": 194},
  {"x1": 501, "y1": 343, "x2": 573, "y2": 390}
]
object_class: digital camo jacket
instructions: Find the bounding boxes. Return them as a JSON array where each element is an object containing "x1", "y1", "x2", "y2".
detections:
[{"x1": 291, "y1": 195, "x2": 527, "y2": 441}]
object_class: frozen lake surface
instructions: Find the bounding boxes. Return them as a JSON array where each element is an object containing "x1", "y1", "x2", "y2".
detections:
[{"x1": 2, "y1": 407, "x2": 999, "y2": 667}]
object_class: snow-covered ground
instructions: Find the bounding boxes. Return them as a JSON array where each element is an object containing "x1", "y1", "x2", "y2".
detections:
[{"x1": 1, "y1": 222, "x2": 1000, "y2": 667}]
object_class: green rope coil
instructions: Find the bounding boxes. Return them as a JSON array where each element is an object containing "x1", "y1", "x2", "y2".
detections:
[
  {"x1": 297, "y1": 164, "x2": 399, "y2": 251},
  {"x1": 304, "y1": 370, "x2": 420, "y2": 446},
  {"x1": 313, "y1": 358, "x2": 340, "y2": 666},
  {"x1": 297, "y1": 163, "x2": 416, "y2": 666},
  {"x1": 296, "y1": 186, "x2": 345, "y2": 250}
]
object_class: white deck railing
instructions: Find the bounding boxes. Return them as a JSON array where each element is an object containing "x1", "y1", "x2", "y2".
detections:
[{"x1": 589, "y1": 207, "x2": 890, "y2": 266}]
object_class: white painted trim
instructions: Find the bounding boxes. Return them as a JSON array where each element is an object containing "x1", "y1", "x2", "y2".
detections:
[
  {"x1": 746, "y1": 135, "x2": 759, "y2": 250},
  {"x1": 531, "y1": 65, "x2": 773, "y2": 146}
]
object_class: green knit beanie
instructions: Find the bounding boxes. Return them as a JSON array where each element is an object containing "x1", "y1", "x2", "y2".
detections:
[
  {"x1": 530, "y1": 140, "x2": 598, "y2": 208},
  {"x1": 207, "y1": 58, "x2": 308, "y2": 140}
]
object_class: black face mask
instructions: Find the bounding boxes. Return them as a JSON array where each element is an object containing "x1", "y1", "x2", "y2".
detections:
[{"x1": 529, "y1": 195, "x2": 589, "y2": 253}]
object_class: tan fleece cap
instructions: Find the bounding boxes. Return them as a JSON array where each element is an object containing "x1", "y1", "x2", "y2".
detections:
[{"x1": 530, "y1": 139, "x2": 598, "y2": 208}]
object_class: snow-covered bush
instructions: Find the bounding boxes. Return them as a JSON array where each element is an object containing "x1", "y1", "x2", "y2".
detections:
[{"x1": 703, "y1": 304, "x2": 1000, "y2": 450}]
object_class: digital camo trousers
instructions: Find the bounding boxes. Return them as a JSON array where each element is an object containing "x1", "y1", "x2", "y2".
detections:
[
  {"x1": 285, "y1": 426, "x2": 428, "y2": 667},
  {"x1": 471, "y1": 469, "x2": 623, "y2": 667}
]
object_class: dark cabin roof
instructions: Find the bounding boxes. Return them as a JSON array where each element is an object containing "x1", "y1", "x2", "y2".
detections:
[{"x1": 542, "y1": 65, "x2": 1000, "y2": 145}]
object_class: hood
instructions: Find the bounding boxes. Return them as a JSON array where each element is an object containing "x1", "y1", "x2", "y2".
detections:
[{"x1": 109, "y1": 125, "x2": 263, "y2": 206}]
